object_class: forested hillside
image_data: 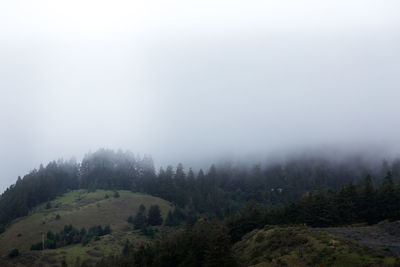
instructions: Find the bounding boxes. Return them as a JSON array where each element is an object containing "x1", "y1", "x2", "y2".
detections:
[
  {"x1": 1, "y1": 149, "x2": 399, "y2": 230},
  {"x1": 3, "y1": 149, "x2": 400, "y2": 266}
]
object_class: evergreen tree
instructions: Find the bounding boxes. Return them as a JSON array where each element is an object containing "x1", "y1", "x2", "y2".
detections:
[
  {"x1": 164, "y1": 211, "x2": 178, "y2": 227},
  {"x1": 335, "y1": 183, "x2": 358, "y2": 224},
  {"x1": 378, "y1": 171, "x2": 396, "y2": 221},
  {"x1": 147, "y1": 205, "x2": 163, "y2": 226},
  {"x1": 133, "y1": 204, "x2": 147, "y2": 229},
  {"x1": 8, "y1": 248, "x2": 19, "y2": 258},
  {"x1": 175, "y1": 163, "x2": 186, "y2": 188},
  {"x1": 311, "y1": 188, "x2": 336, "y2": 226},
  {"x1": 359, "y1": 175, "x2": 377, "y2": 224},
  {"x1": 203, "y1": 222, "x2": 236, "y2": 267}
]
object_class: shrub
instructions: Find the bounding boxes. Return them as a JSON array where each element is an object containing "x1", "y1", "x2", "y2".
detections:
[
  {"x1": 31, "y1": 242, "x2": 43, "y2": 250},
  {"x1": 8, "y1": 248, "x2": 19, "y2": 258},
  {"x1": 141, "y1": 227, "x2": 155, "y2": 238},
  {"x1": 255, "y1": 232, "x2": 265, "y2": 243}
]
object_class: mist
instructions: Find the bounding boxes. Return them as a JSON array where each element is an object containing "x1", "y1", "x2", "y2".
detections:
[{"x1": 1, "y1": 0, "x2": 400, "y2": 192}]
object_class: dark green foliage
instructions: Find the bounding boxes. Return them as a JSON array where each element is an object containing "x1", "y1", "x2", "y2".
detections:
[
  {"x1": 225, "y1": 172, "x2": 400, "y2": 242},
  {"x1": 140, "y1": 227, "x2": 156, "y2": 238},
  {"x1": 164, "y1": 207, "x2": 187, "y2": 227},
  {"x1": 47, "y1": 231, "x2": 55, "y2": 240},
  {"x1": 147, "y1": 205, "x2": 163, "y2": 226},
  {"x1": 31, "y1": 224, "x2": 111, "y2": 250},
  {"x1": 0, "y1": 224, "x2": 5, "y2": 234},
  {"x1": 3, "y1": 149, "x2": 398, "y2": 266},
  {"x1": 378, "y1": 172, "x2": 397, "y2": 221},
  {"x1": 5, "y1": 148, "x2": 400, "y2": 267},
  {"x1": 301, "y1": 188, "x2": 337, "y2": 227},
  {"x1": 164, "y1": 211, "x2": 175, "y2": 226},
  {"x1": 226, "y1": 203, "x2": 264, "y2": 242},
  {"x1": 359, "y1": 175, "x2": 377, "y2": 224},
  {"x1": 113, "y1": 191, "x2": 120, "y2": 198},
  {"x1": 122, "y1": 240, "x2": 132, "y2": 255},
  {"x1": 55, "y1": 214, "x2": 61, "y2": 220},
  {"x1": 255, "y1": 232, "x2": 265, "y2": 243},
  {"x1": 178, "y1": 171, "x2": 398, "y2": 255},
  {"x1": 97, "y1": 219, "x2": 237, "y2": 267},
  {"x1": 132, "y1": 204, "x2": 147, "y2": 230},
  {"x1": 334, "y1": 183, "x2": 358, "y2": 224},
  {"x1": 0, "y1": 149, "x2": 157, "y2": 228},
  {"x1": 79, "y1": 149, "x2": 154, "y2": 190},
  {"x1": 0, "y1": 160, "x2": 79, "y2": 226},
  {"x1": 8, "y1": 248, "x2": 19, "y2": 258},
  {"x1": 2, "y1": 149, "x2": 398, "y2": 232},
  {"x1": 30, "y1": 242, "x2": 43, "y2": 251},
  {"x1": 80, "y1": 227, "x2": 87, "y2": 237}
]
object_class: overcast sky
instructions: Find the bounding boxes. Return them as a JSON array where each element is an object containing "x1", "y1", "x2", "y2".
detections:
[{"x1": 1, "y1": 0, "x2": 400, "y2": 192}]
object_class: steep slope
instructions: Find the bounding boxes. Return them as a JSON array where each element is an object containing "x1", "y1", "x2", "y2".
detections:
[
  {"x1": 0, "y1": 189, "x2": 173, "y2": 266},
  {"x1": 314, "y1": 221, "x2": 400, "y2": 255},
  {"x1": 233, "y1": 226, "x2": 400, "y2": 266}
]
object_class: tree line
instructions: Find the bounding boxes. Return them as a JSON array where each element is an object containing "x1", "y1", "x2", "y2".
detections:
[
  {"x1": 30, "y1": 224, "x2": 111, "y2": 250},
  {"x1": 94, "y1": 171, "x2": 400, "y2": 267},
  {"x1": 96, "y1": 218, "x2": 237, "y2": 267},
  {"x1": 1, "y1": 149, "x2": 399, "y2": 230},
  {"x1": 225, "y1": 171, "x2": 400, "y2": 243}
]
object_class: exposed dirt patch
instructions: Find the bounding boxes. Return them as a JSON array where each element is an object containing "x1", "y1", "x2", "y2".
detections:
[{"x1": 314, "y1": 221, "x2": 400, "y2": 255}]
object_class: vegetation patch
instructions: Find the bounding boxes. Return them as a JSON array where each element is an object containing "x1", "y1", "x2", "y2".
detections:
[{"x1": 233, "y1": 226, "x2": 400, "y2": 267}]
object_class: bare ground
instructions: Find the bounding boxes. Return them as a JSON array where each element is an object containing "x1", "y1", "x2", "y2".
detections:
[{"x1": 314, "y1": 221, "x2": 400, "y2": 255}]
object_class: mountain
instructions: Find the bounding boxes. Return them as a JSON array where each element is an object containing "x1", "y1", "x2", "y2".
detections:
[{"x1": 2, "y1": 149, "x2": 400, "y2": 266}]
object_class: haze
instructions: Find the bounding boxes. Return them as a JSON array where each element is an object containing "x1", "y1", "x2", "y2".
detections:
[{"x1": 1, "y1": 0, "x2": 400, "y2": 192}]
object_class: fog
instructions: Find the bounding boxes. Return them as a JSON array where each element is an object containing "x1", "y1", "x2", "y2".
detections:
[{"x1": 1, "y1": 0, "x2": 400, "y2": 192}]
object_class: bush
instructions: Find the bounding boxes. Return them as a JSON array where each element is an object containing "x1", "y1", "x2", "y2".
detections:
[
  {"x1": 141, "y1": 227, "x2": 155, "y2": 238},
  {"x1": 255, "y1": 232, "x2": 265, "y2": 243},
  {"x1": 0, "y1": 225, "x2": 5, "y2": 234},
  {"x1": 31, "y1": 242, "x2": 43, "y2": 250},
  {"x1": 122, "y1": 240, "x2": 132, "y2": 255},
  {"x1": 8, "y1": 248, "x2": 19, "y2": 258},
  {"x1": 113, "y1": 191, "x2": 120, "y2": 198}
]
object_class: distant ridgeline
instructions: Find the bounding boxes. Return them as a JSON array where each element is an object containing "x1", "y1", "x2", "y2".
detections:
[{"x1": 0, "y1": 149, "x2": 400, "y2": 229}]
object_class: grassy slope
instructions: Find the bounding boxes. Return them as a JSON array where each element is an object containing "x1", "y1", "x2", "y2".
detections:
[
  {"x1": 234, "y1": 226, "x2": 400, "y2": 267},
  {"x1": 0, "y1": 189, "x2": 173, "y2": 266}
]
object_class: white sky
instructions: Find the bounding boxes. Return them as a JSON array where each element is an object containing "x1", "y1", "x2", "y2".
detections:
[{"x1": 1, "y1": 0, "x2": 400, "y2": 191}]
